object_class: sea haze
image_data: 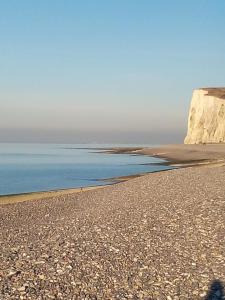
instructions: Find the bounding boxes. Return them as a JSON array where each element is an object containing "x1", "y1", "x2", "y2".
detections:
[{"x1": 0, "y1": 143, "x2": 171, "y2": 195}]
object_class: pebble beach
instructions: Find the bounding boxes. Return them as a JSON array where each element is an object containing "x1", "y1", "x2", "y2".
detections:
[{"x1": 0, "y1": 147, "x2": 225, "y2": 299}]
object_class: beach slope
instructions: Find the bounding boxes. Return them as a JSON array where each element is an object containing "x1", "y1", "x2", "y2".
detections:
[{"x1": 0, "y1": 164, "x2": 225, "y2": 299}]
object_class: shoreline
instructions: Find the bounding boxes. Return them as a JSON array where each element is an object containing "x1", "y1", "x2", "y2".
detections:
[
  {"x1": 0, "y1": 185, "x2": 108, "y2": 205},
  {"x1": 104, "y1": 143, "x2": 225, "y2": 167},
  {"x1": 0, "y1": 169, "x2": 170, "y2": 205},
  {"x1": 2, "y1": 143, "x2": 225, "y2": 205},
  {"x1": 0, "y1": 146, "x2": 172, "y2": 205}
]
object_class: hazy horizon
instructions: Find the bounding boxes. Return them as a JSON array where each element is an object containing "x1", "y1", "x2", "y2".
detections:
[
  {"x1": 0, "y1": 128, "x2": 185, "y2": 144},
  {"x1": 1, "y1": 1, "x2": 225, "y2": 144}
]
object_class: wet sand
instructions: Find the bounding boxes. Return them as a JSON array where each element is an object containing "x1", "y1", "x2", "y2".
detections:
[{"x1": 106, "y1": 143, "x2": 225, "y2": 167}]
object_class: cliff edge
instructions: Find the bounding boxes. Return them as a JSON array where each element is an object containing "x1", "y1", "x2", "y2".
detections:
[{"x1": 184, "y1": 88, "x2": 225, "y2": 144}]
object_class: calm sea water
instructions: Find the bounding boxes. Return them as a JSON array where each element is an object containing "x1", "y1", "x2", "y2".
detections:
[{"x1": 0, "y1": 143, "x2": 171, "y2": 195}]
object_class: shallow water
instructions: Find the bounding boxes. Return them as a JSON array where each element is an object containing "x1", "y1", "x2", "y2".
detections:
[{"x1": 0, "y1": 143, "x2": 171, "y2": 195}]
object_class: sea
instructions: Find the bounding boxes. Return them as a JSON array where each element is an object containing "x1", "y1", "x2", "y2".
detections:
[{"x1": 0, "y1": 143, "x2": 171, "y2": 196}]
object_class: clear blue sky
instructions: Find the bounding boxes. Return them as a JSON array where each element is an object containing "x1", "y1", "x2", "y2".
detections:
[{"x1": 1, "y1": 0, "x2": 225, "y2": 143}]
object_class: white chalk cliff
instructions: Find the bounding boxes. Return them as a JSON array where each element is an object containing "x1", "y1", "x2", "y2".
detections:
[{"x1": 184, "y1": 88, "x2": 225, "y2": 144}]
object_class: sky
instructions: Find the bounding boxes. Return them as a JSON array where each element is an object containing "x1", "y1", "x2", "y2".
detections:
[{"x1": 1, "y1": 0, "x2": 225, "y2": 144}]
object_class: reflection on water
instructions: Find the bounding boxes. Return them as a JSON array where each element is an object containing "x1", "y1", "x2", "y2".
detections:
[{"x1": 0, "y1": 143, "x2": 171, "y2": 195}]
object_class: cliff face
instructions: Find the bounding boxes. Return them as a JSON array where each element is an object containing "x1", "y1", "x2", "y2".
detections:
[{"x1": 184, "y1": 88, "x2": 225, "y2": 144}]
